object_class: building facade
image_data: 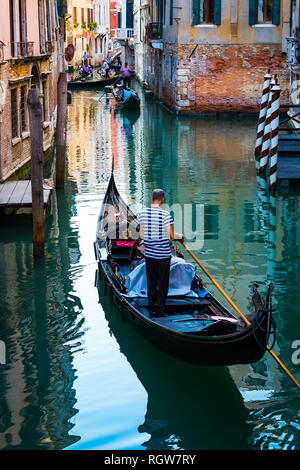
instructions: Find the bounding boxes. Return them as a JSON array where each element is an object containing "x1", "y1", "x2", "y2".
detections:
[
  {"x1": 287, "y1": 0, "x2": 300, "y2": 126},
  {"x1": 134, "y1": 0, "x2": 291, "y2": 114},
  {"x1": 110, "y1": 0, "x2": 135, "y2": 66},
  {"x1": 0, "y1": 0, "x2": 65, "y2": 183},
  {"x1": 66, "y1": 0, "x2": 110, "y2": 67}
]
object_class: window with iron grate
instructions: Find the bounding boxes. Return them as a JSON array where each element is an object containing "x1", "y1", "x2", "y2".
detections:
[
  {"x1": 20, "y1": 86, "x2": 27, "y2": 133},
  {"x1": 11, "y1": 88, "x2": 19, "y2": 139}
]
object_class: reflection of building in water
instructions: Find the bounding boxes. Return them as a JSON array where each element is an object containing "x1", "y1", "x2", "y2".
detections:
[
  {"x1": 67, "y1": 92, "x2": 132, "y2": 198},
  {"x1": 0, "y1": 183, "x2": 82, "y2": 449}
]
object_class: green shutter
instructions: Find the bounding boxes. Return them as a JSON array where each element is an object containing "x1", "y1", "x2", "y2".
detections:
[
  {"x1": 213, "y1": 0, "x2": 221, "y2": 25},
  {"x1": 170, "y1": 0, "x2": 173, "y2": 25},
  {"x1": 126, "y1": 1, "x2": 133, "y2": 29},
  {"x1": 249, "y1": 0, "x2": 257, "y2": 25},
  {"x1": 192, "y1": 0, "x2": 200, "y2": 25},
  {"x1": 273, "y1": 0, "x2": 281, "y2": 25}
]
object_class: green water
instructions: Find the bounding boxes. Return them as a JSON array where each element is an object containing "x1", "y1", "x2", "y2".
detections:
[{"x1": 0, "y1": 84, "x2": 299, "y2": 450}]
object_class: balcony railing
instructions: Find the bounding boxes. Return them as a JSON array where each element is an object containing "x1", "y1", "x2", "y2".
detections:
[
  {"x1": 94, "y1": 24, "x2": 107, "y2": 35},
  {"x1": 114, "y1": 28, "x2": 134, "y2": 40},
  {"x1": 149, "y1": 23, "x2": 163, "y2": 41},
  {"x1": 11, "y1": 41, "x2": 34, "y2": 58}
]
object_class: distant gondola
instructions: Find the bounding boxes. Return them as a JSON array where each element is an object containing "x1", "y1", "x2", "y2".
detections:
[
  {"x1": 94, "y1": 166, "x2": 274, "y2": 366},
  {"x1": 115, "y1": 94, "x2": 140, "y2": 110},
  {"x1": 67, "y1": 74, "x2": 121, "y2": 90}
]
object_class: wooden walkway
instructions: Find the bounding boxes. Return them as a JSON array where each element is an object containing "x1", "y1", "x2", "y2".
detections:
[
  {"x1": 278, "y1": 135, "x2": 300, "y2": 181},
  {"x1": 0, "y1": 181, "x2": 52, "y2": 208}
]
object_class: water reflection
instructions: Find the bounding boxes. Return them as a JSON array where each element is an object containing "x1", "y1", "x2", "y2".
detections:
[
  {"x1": 96, "y1": 270, "x2": 251, "y2": 450},
  {"x1": 0, "y1": 83, "x2": 299, "y2": 450},
  {"x1": 0, "y1": 184, "x2": 83, "y2": 449},
  {"x1": 66, "y1": 86, "x2": 300, "y2": 449}
]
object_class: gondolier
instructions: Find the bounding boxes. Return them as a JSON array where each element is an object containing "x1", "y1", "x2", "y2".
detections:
[
  {"x1": 137, "y1": 189, "x2": 184, "y2": 318},
  {"x1": 95, "y1": 170, "x2": 275, "y2": 366},
  {"x1": 120, "y1": 62, "x2": 131, "y2": 89}
]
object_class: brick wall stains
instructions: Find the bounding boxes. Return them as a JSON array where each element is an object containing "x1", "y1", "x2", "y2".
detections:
[{"x1": 145, "y1": 44, "x2": 289, "y2": 114}]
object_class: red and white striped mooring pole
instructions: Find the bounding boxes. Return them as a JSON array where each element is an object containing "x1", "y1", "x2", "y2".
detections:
[
  {"x1": 255, "y1": 71, "x2": 272, "y2": 159},
  {"x1": 269, "y1": 82, "x2": 281, "y2": 191}
]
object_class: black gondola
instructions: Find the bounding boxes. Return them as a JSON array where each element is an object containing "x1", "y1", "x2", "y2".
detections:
[
  {"x1": 67, "y1": 74, "x2": 121, "y2": 90},
  {"x1": 94, "y1": 167, "x2": 274, "y2": 366},
  {"x1": 115, "y1": 94, "x2": 141, "y2": 110}
]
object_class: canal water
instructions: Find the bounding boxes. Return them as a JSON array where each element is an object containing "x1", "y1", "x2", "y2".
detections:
[{"x1": 0, "y1": 82, "x2": 299, "y2": 450}]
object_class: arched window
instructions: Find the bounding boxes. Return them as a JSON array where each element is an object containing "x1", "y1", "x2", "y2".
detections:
[{"x1": 31, "y1": 65, "x2": 40, "y2": 91}]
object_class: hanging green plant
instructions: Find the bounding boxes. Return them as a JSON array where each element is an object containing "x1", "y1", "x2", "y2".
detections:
[
  {"x1": 88, "y1": 22, "x2": 98, "y2": 31},
  {"x1": 81, "y1": 21, "x2": 87, "y2": 29},
  {"x1": 73, "y1": 22, "x2": 79, "y2": 28}
]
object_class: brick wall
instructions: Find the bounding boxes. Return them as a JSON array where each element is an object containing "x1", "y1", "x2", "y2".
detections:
[
  {"x1": 144, "y1": 43, "x2": 289, "y2": 115},
  {"x1": 0, "y1": 58, "x2": 57, "y2": 182},
  {"x1": 177, "y1": 43, "x2": 289, "y2": 114}
]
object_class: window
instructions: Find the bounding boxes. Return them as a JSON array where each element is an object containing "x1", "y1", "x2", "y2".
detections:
[
  {"x1": 257, "y1": 0, "x2": 273, "y2": 23},
  {"x1": 11, "y1": 88, "x2": 19, "y2": 139},
  {"x1": 81, "y1": 8, "x2": 85, "y2": 24},
  {"x1": 170, "y1": 0, "x2": 173, "y2": 25},
  {"x1": 42, "y1": 79, "x2": 48, "y2": 122},
  {"x1": 20, "y1": 86, "x2": 27, "y2": 133},
  {"x1": 200, "y1": 0, "x2": 214, "y2": 23},
  {"x1": 192, "y1": 0, "x2": 221, "y2": 25},
  {"x1": 73, "y1": 7, "x2": 77, "y2": 23},
  {"x1": 126, "y1": 0, "x2": 134, "y2": 29},
  {"x1": 87, "y1": 8, "x2": 93, "y2": 25},
  {"x1": 10, "y1": 0, "x2": 17, "y2": 56},
  {"x1": 169, "y1": 56, "x2": 173, "y2": 81},
  {"x1": 249, "y1": 0, "x2": 281, "y2": 25},
  {"x1": 117, "y1": 12, "x2": 122, "y2": 28}
]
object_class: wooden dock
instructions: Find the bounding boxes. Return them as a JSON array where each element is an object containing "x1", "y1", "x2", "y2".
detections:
[
  {"x1": 277, "y1": 134, "x2": 300, "y2": 182},
  {"x1": 0, "y1": 181, "x2": 52, "y2": 208}
]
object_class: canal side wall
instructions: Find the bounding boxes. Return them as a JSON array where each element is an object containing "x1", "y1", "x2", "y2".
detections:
[
  {"x1": 143, "y1": 42, "x2": 289, "y2": 115},
  {"x1": 175, "y1": 43, "x2": 289, "y2": 114},
  {"x1": 0, "y1": 0, "x2": 65, "y2": 183},
  {"x1": 138, "y1": 0, "x2": 290, "y2": 115}
]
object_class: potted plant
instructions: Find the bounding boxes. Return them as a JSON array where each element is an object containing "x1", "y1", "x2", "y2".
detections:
[
  {"x1": 74, "y1": 21, "x2": 79, "y2": 28},
  {"x1": 89, "y1": 22, "x2": 98, "y2": 31},
  {"x1": 81, "y1": 21, "x2": 87, "y2": 29}
]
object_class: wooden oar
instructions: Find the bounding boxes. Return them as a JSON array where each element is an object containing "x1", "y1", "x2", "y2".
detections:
[{"x1": 181, "y1": 241, "x2": 300, "y2": 390}]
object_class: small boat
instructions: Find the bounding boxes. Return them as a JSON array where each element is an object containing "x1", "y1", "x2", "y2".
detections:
[
  {"x1": 94, "y1": 165, "x2": 274, "y2": 366},
  {"x1": 95, "y1": 274, "x2": 250, "y2": 449},
  {"x1": 115, "y1": 94, "x2": 140, "y2": 110},
  {"x1": 67, "y1": 74, "x2": 121, "y2": 90}
]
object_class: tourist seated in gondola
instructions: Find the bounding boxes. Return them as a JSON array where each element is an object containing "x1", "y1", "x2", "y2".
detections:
[
  {"x1": 169, "y1": 241, "x2": 206, "y2": 295},
  {"x1": 129, "y1": 238, "x2": 145, "y2": 272},
  {"x1": 170, "y1": 241, "x2": 185, "y2": 260},
  {"x1": 117, "y1": 87, "x2": 138, "y2": 103}
]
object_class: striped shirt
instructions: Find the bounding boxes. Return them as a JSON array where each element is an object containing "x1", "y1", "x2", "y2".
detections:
[{"x1": 137, "y1": 207, "x2": 173, "y2": 259}]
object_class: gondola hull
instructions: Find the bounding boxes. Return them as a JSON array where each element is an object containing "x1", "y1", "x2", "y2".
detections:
[
  {"x1": 115, "y1": 96, "x2": 140, "y2": 110},
  {"x1": 95, "y1": 171, "x2": 273, "y2": 367},
  {"x1": 95, "y1": 251, "x2": 272, "y2": 366},
  {"x1": 68, "y1": 75, "x2": 121, "y2": 89}
]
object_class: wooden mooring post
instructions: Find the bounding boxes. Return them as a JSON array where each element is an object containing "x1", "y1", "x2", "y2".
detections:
[
  {"x1": 27, "y1": 87, "x2": 45, "y2": 258},
  {"x1": 56, "y1": 72, "x2": 67, "y2": 189}
]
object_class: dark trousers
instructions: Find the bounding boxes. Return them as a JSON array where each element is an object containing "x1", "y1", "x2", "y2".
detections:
[
  {"x1": 145, "y1": 257, "x2": 170, "y2": 315},
  {"x1": 123, "y1": 76, "x2": 131, "y2": 89}
]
